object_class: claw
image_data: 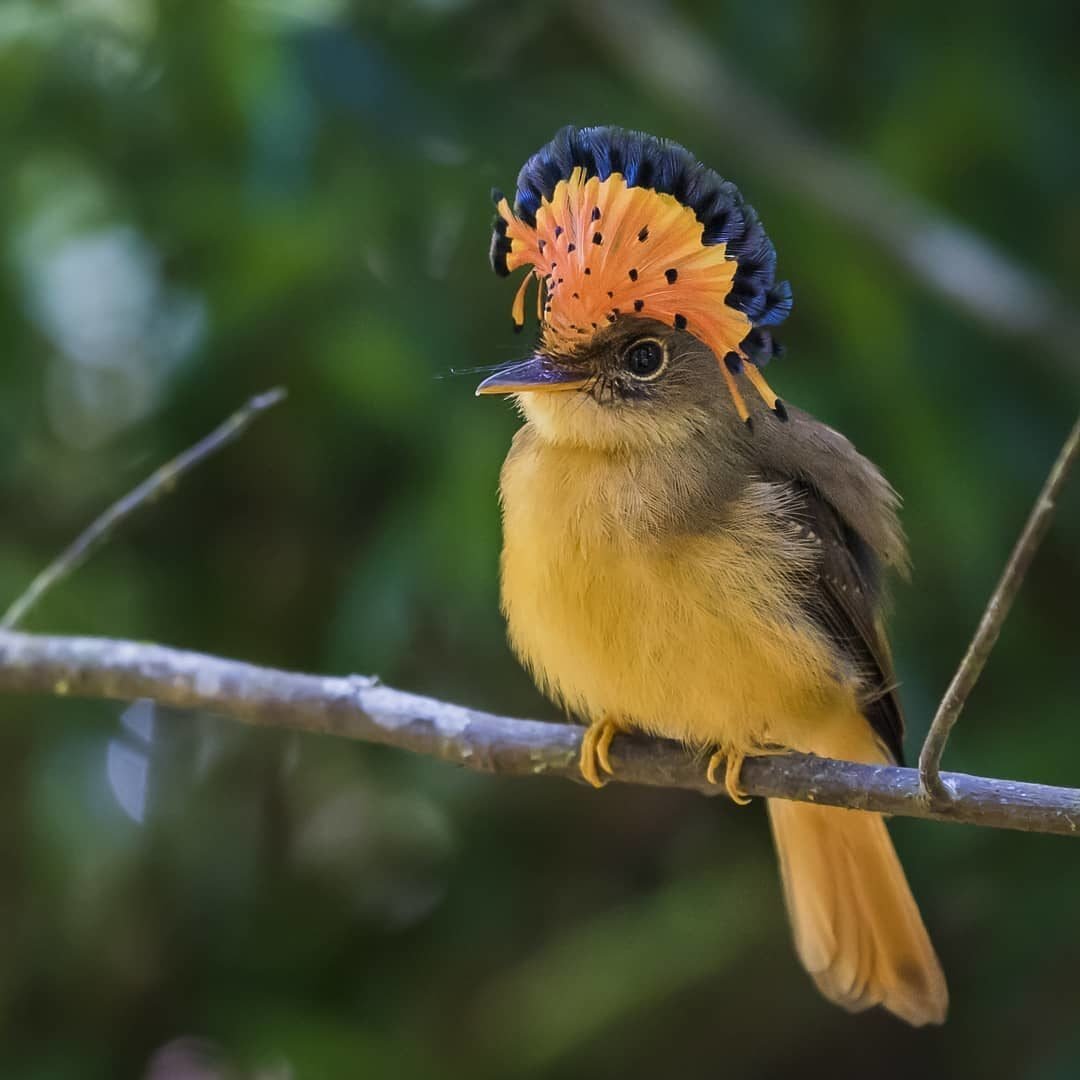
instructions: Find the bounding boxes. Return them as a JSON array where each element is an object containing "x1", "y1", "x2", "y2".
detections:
[
  {"x1": 706, "y1": 748, "x2": 751, "y2": 805},
  {"x1": 580, "y1": 719, "x2": 620, "y2": 788},
  {"x1": 596, "y1": 723, "x2": 616, "y2": 776}
]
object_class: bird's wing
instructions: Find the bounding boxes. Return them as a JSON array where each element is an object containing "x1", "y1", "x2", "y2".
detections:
[
  {"x1": 783, "y1": 477, "x2": 905, "y2": 763},
  {"x1": 750, "y1": 406, "x2": 907, "y2": 764}
]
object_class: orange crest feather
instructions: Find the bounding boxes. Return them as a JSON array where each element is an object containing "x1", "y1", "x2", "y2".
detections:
[{"x1": 496, "y1": 168, "x2": 779, "y2": 421}]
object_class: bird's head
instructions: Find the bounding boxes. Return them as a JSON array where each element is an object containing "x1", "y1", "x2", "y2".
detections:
[
  {"x1": 478, "y1": 319, "x2": 744, "y2": 451},
  {"x1": 478, "y1": 126, "x2": 793, "y2": 452}
]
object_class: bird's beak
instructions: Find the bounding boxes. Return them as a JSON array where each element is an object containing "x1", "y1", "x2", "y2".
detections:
[{"x1": 475, "y1": 356, "x2": 589, "y2": 396}]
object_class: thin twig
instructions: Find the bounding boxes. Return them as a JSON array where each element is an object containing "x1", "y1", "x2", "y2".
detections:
[
  {"x1": 1, "y1": 388, "x2": 288, "y2": 631},
  {"x1": 571, "y1": 0, "x2": 1080, "y2": 379},
  {"x1": 0, "y1": 628, "x2": 1078, "y2": 836},
  {"x1": 919, "y1": 413, "x2": 1080, "y2": 799}
]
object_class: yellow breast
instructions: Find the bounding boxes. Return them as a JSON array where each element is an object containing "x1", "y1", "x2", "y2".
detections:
[{"x1": 499, "y1": 427, "x2": 871, "y2": 759}]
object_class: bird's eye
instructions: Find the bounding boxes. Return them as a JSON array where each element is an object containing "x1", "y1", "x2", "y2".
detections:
[{"x1": 622, "y1": 338, "x2": 667, "y2": 380}]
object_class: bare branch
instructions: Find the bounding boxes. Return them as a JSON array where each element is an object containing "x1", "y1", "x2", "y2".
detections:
[
  {"x1": 1, "y1": 388, "x2": 288, "y2": 631},
  {"x1": 0, "y1": 628, "x2": 1077, "y2": 837},
  {"x1": 571, "y1": 0, "x2": 1080, "y2": 378},
  {"x1": 920, "y1": 412, "x2": 1080, "y2": 798}
]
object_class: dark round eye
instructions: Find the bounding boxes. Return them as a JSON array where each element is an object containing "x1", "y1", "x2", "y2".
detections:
[{"x1": 622, "y1": 338, "x2": 666, "y2": 379}]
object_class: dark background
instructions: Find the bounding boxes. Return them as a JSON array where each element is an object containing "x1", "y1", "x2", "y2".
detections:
[{"x1": 2, "y1": 2, "x2": 1078, "y2": 1077}]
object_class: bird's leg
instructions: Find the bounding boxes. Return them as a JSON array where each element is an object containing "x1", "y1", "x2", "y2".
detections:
[
  {"x1": 706, "y1": 746, "x2": 750, "y2": 805},
  {"x1": 579, "y1": 718, "x2": 620, "y2": 789},
  {"x1": 707, "y1": 743, "x2": 790, "y2": 805}
]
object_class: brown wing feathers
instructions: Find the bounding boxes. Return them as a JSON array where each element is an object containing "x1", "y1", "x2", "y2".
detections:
[
  {"x1": 785, "y1": 477, "x2": 906, "y2": 764},
  {"x1": 751, "y1": 402, "x2": 908, "y2": 763}
]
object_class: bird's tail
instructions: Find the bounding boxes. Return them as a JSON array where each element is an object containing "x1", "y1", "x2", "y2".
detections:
[{"x1": 766, "y1": 797, "x2": 948, "y2": 1026}]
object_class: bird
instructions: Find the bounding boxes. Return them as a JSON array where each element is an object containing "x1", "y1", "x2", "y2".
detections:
[{"x1": 477, "y1": 125, "x2": 948, "y2": 1026}]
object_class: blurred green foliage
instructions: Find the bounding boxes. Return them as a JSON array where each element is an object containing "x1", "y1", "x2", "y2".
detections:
[{"x1": 1, "y1": 1, "x2": 1078, "y2": 1077}]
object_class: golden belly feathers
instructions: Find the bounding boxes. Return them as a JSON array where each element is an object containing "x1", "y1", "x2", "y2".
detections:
[{"x1": 498, "y1": 426, "x2": 880, "y2": 764}]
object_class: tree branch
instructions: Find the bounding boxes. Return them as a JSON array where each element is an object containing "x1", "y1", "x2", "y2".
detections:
[
  {"x1": 1, "y1": 628, "x2": 1078, "y2": 837},
  {"x1": 919, "y1": 412, "x2": 1080, "y2": 798},
  {"x1": 1, "y1": 388, "x2": 287, "y2": 631}
]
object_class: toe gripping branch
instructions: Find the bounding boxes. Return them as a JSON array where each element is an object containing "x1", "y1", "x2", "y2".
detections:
[
  {"x1": 578, "y1": 721, "x2": 753, "y2": 806},
  {"x1": 707, "y1": 748, "x2": 751, "y2": 805},
  {"x1": 579, "y1": 719, "x2": 619, "y2": 788}
]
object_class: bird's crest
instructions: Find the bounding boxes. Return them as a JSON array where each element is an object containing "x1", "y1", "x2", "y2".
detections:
[{"x1": 491, "y1": 126, "x2": 793, "y2": 422}]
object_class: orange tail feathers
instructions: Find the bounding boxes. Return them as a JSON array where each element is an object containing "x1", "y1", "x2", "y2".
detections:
[{"x1": 767, "y1": 798, "x2": 948, "y2": 1026}]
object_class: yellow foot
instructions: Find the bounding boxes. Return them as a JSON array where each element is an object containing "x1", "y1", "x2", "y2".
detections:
[
  {"x1": 706, "y1": 748, "x2": 751, "y2": 805},
  {"x1": 579, "y1": 720, "x2": 619, "y2": 789}
]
